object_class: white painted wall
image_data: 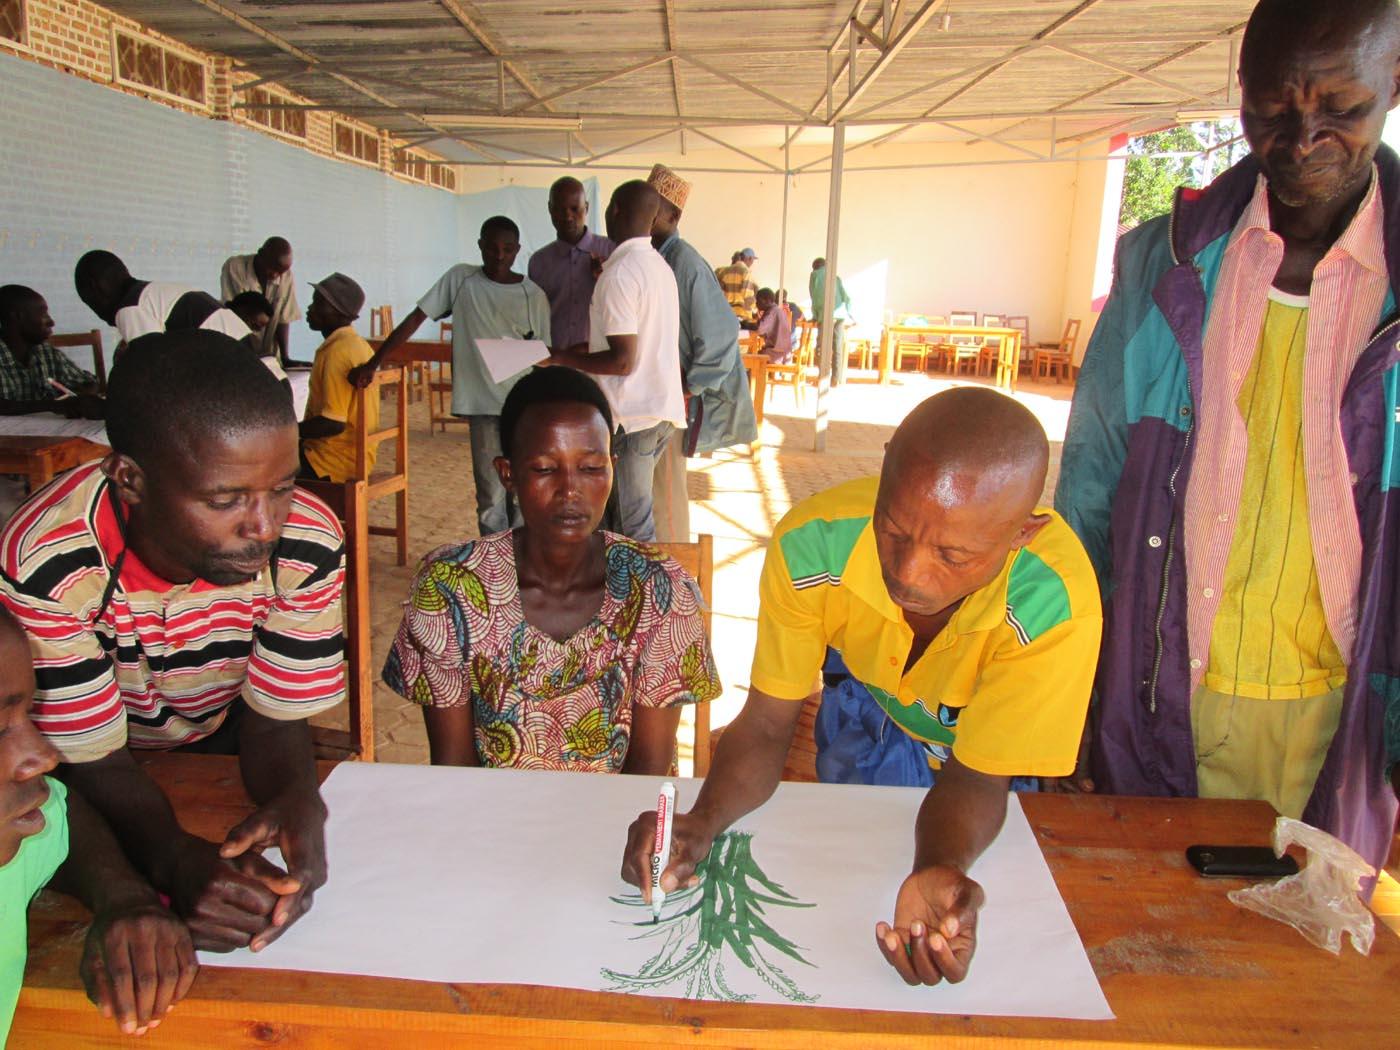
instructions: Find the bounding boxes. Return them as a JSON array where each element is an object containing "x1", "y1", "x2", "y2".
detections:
[{"x1": 455, "y1": 140, "x2": 1109, "y2": 347}]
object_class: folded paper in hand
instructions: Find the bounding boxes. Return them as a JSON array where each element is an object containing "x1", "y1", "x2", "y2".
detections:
[{"x1": 476, "y1": 339, "x2": 551, "y2": 384}]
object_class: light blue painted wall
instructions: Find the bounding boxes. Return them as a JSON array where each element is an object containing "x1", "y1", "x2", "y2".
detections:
[{"x1": 0, "y1": 52, "x2": 597, "y2": 358}]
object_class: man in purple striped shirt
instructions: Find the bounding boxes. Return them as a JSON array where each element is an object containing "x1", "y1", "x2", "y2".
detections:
[{"x1": 527, "y1": 177, "x2": 614, "y2": 350}]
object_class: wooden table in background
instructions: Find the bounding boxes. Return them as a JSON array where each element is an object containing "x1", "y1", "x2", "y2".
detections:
[
  {"x1": 0, "y1": 434, "x2": 110, "y2": 491},
  {"x1": 16, "y1": 754, "x2": 1399, "y2": 1048},
  {"x1": 878, "y1": 324, "x2": 1024, "y2": 391}
]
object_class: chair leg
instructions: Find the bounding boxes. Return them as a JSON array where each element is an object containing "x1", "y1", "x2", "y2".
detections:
[{"x1": 395, "y1": 489, "x2": 409, "y2": 566}]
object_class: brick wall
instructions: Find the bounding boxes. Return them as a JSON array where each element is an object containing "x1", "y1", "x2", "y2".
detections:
[
  {"x1": 0, "y1": 51, "x2": 476, "y2": 359},
  {"x1": 1, "y1": 0, "x2": 455, "y2": 187}
]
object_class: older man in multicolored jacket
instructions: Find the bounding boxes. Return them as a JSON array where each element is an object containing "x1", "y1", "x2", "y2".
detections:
[{"x1": 1057, "y1": 0, "x2": 1400, "y2": 877}]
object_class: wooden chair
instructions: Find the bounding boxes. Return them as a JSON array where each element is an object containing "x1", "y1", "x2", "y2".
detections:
[
  {"x1": 894, "y1": 332, "x2": 930, "y2": 373},
  {"x1": 942, "y1": 310, "x2": 981, "y2": 376},
  {"x1": 425, "y1": 331, "x2": 467, "y2": 435},
  {"x1": 845, "y1": 325, "x2": 874, "y2": 372},
  {"x1": 50, "y1": 330, "x2": 107, "y2": 392},
  {"x1": 297, "y1": 478, "x2": 374, "y2": 761},
  {"x1": 652, "y1": 535, "x2": 715, "y2": 776},
  {"x1": 977, "y1": 314, "x2": 1005, "y2": 377},
  {"x1": 708, "y1": 692, "x2": 821, "y2": 783},
  {"x1": 1032, "y1": 317, "x2": 1081, "y2": 382},
  {"x1": 761, "y1": 323, "x2": 812, "y2": 405},
  {"x1": 355, "y1": 366, "x2": 409, "y2": 565},
  {"x1": 370, "y1": 305, "x2": 393, "y2": 339},
  {"x1": 1005, "y1": 315, "x2": 1031, "y2": 372}
]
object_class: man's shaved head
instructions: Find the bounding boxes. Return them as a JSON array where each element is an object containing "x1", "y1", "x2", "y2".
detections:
[
  {"x1": 604, "y1": 180, "x2": 661, "y2": 242},
  {"x1": 74, "y1": 250, "x2": 131, "y2": 325},
  {"x1": 883, "y1": 387, "x2": 1048, "y2": 516},
  {"x1": 1242, "y1": 0, "x2": 1400, "y2": 81},
  {"x1": 874, "y1": 388, "x2": 1050, "y2": 619}
]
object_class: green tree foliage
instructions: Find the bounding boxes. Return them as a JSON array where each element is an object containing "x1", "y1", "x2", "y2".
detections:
[{"x1": 1119, "y1": 120, "x2": 1244, "y2": 229}]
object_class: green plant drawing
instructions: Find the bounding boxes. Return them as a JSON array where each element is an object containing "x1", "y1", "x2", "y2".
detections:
[{"x1": 600, "y1": 831, "x2": 819, "y2": 1003}]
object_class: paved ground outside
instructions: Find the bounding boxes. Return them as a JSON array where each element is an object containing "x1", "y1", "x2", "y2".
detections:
[{"x1": 314, "y1": 368, "x2": 1076, "y2": 766}]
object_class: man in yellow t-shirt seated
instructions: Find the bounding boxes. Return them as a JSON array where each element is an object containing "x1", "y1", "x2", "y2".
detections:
[
  {"x1": 298, "y1": 273, "x2": 378, "y2": 483},
  {"x1": 619, "y1": 387, "x2": 1101, "y2": 988}
]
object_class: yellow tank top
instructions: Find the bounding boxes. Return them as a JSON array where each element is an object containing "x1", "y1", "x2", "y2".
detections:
[{"x1": 1205, "y1": 291, "x2": 1346, "y2": 700}]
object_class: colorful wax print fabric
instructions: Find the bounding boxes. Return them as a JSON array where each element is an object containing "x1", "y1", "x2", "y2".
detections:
[{"x1": 384, "y1": 530, "x2": 721, "y2": 772}]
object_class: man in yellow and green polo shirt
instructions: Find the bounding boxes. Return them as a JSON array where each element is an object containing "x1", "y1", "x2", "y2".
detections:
[{"x1": 621, "y1": 387, "x2": 1101, "y2": 989}]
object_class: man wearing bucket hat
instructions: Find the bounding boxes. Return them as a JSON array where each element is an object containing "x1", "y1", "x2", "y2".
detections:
[
  {"x1": 298, "y1": 273, "x2": 378, "y2": 483},
  {"x1": 647, "y1": 163, "x2": 758, "y2": 542}
]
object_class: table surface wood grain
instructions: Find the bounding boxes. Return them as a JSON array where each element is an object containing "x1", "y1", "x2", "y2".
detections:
[{"x1": 15, "y1": 753, "x2": 1399, "y2": 1048}]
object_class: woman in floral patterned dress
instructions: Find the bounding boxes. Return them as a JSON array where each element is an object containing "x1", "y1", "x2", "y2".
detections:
[{"x1": 383, "y1": 366, "x2": 721, "y2": 772}]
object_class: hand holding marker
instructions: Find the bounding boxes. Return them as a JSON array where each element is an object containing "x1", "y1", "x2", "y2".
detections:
[{"x1": 650, "y1": 781, "x2": 676, "y2": 923}]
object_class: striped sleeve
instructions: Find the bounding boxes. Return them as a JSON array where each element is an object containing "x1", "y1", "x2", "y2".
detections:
[
  {"x1": 242, "y1": 491, "x2": 347, "y2": 720},
  {"x1": 0, "y1": 470, "x2": 129, "y2": 762}
]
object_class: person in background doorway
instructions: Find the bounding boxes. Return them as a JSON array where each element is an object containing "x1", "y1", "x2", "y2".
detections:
[
  {"x1": 220, "y1": 237, "x2": 303, "y2": 367},
  {"x1": 646, "y1": 162, "x2": 758, "y2": 543},
  {"x1": 351, "y1": 216, "x2": 551, "y2": 537},
  {"x1": 809, "y1": 257, "x2": 854, "y2": 386},
  {"x1": 299, "y1": 274, "x2": 377, "y2": 483},
  {"x1": 528, "y1": 176, "x2": 614, "y2": 350}
]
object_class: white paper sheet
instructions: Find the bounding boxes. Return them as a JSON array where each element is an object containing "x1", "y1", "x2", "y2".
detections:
[
  {"x1": 202, "y1": 763, "x2": 1112, "y2": 1020},
  {"x1": 475, "y1": 338, "x2": 551, "y2": 384}
]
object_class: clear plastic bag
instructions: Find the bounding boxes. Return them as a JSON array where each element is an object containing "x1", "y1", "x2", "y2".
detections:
[{"x1": 1227, "y1": 817, "x2": 1375, "y2": 956}]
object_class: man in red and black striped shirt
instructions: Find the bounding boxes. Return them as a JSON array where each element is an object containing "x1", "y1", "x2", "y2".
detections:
[{"x1": 0, "y1": 331, "x2": 345, "y2": 953}]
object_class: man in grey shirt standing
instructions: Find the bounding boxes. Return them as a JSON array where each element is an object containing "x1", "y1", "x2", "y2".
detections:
[{"x1": 221, "y1": 237, "x2": 302, "y2": 366}]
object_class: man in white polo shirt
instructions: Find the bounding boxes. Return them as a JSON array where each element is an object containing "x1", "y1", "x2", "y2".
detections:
[{"x1": 552, "y1": 180, "x2": 683, "y2": 541}]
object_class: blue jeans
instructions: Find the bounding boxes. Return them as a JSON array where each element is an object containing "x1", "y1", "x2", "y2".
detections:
[
  {"x1": 813, "y1": 649, "x2": 1039, "y2": 792},
  {"x1": 611, "y1": 421, "x2": 674, "y2": 541}
]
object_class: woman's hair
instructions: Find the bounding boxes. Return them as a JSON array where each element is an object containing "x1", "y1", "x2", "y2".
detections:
[{"x1": 497, "y1": 366, "x2": 615, "y2": 460}]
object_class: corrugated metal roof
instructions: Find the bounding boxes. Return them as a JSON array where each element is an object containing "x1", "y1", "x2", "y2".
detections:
[{"x1": 97, "y1": 0, "x2": 1256, "y2": 167}]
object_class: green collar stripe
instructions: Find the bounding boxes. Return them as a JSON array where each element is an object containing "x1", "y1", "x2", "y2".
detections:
[
  {"x1": 779, "y1": 515, "x2": 869, "y2": 585},
  {"x1": 1005, "y1": 548, "x2": 1070, "y2": 644}
]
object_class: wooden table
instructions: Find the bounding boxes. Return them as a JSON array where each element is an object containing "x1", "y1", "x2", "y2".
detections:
[
  {"x1": 741, "y1": 352, "x2": 767, "y2": 449},
  {"x1": 878, "y1": 324, "x2": 1024, "y2": 391},
  {"x1": 17, "y1": 754, "x2": 1399, "y2": 1048},
  {"x1": 0, "y1": 434, "x2": 110, "y2": 491}
]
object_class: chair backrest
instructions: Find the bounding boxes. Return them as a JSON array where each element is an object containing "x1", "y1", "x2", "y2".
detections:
[
  {"x1": 439, "y1": 321, "x2": 453, "y2": 342},
  {"x1": 296, "y1": 478, "x2": 373, "y2": 760},
  {"x1": 982, "y1": 313, "x2": 1004, "y2": 328},
  {"x1": 650, "y1": 535, "x2": 715, "y2": 776},
  {"x1": 1005, "y1": 315, "x2": 1030, "y2": 337},
  {"x1": 1061, "y1": 317, "x2": 1082, "y2": 354},
  {"x1": 948, "y1": 310, "x2": 979, "y2": 345},
  {"x1": 354, "y1": 365, "x2": 408, "y2": 482},
  {"x1": 50, "y1": 330, "x2": 107, "y2": 392},
  {"x1": 369, "y1": 305, "x2": 394, "y2": 340}
]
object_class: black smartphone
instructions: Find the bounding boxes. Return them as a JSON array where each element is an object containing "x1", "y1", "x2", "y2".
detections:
[{"x1": 1186, "y1": 844, "x2": 1299, "y2": 878}]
